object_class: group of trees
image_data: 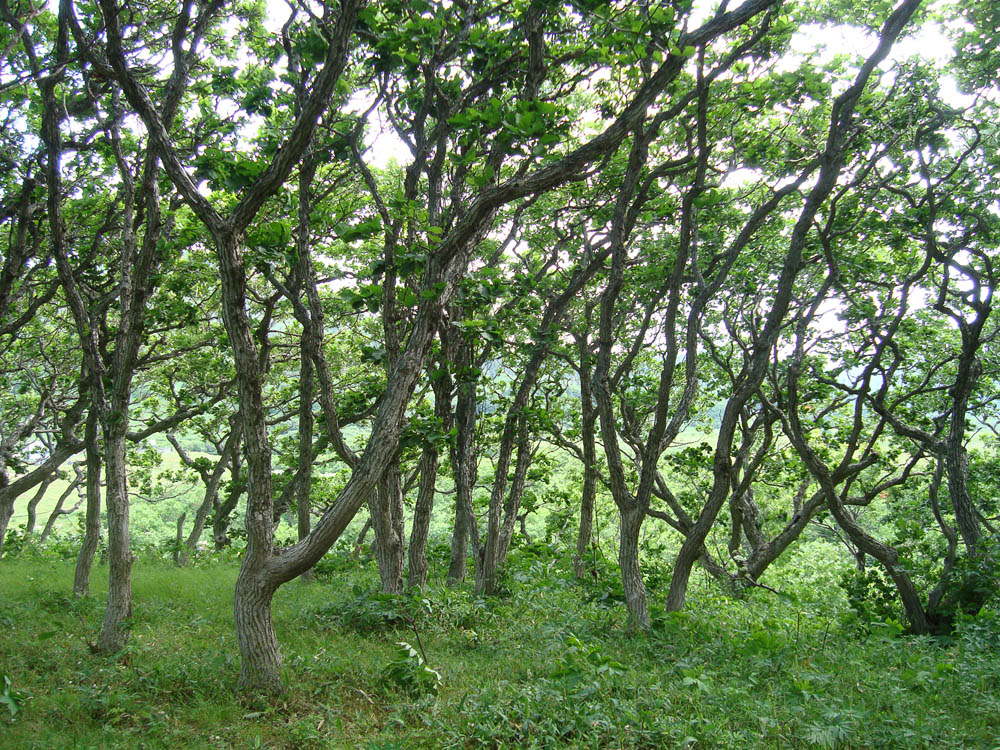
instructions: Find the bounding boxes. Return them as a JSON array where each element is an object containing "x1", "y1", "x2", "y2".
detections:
[{"x1": 1, "y1": 0, "x2": 998, "y2": 693}]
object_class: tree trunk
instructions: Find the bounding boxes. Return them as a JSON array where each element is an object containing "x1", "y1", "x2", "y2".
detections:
[
  {"x1": 497, "y1": 426, "x2": 534, "y2": 564},
  {"x1": 173, "y1": 512, "x2": 187, "y2": 565},
  {"x1": 97, "y1": 420, "x2": 133, "y2": 653},
  {"x1": 297, "y1": 350, "x2": 314, "y2": 544},
  {"x1": 945, "y1": 355, "x2": 982, "y2": 556},
  {"x1": 0, "y1": 494, "x2": 13, "y2": 558},
  {"x1": 23, "y1": 478, "x2": 52, "y2": 536},
  {"x1": 0, "y1": 441, "x2": 80, "y2": 558},
  {"x1": 409, "y1": 369, "x2": 451, "y2": 590},
  {"x1": 39, "y1": 483, "x2": 82, "y2": 543},
  {"x1": 75, "y1": 410, "x2": 102, "y2": 596},
  {"x1": 234, "y1": 564, "x2": 283, "y2": 693},
  {"x1": 371, "y1": 469, "x2": 405, "y2": 593},
  {"x1": 620, "y1": 506, "x2": 649, "y2": 628},
  {"x1": 477, "y1": 415, "x2": 529, "y2": 596},
  {"x1": 407, "y1": 446, "x2": 437, "y2": 591},
  {"x1": 213, "y1": 452, "x2": 244, "y2": 550},
  {"x1": 574, "y1": 328, "x2": 597, "y2": 578},
  {"x1": 296, "y1": 344, "x2": 315, "y2": 580},
  {"x1": 447, "y1": 349, "x2": 478, "y2": 585},
  {"x1": 169, "y1": 423, "x2": 241, "y2": 564}
]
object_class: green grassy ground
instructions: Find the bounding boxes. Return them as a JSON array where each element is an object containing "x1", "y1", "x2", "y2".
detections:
[{"x1": 1, "y1": 550, "x2": 998, "y2": 749}]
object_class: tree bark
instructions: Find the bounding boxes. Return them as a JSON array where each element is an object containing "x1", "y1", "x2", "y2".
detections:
[
  {"x1": 0, "y1": 493, "x2": 13, "y2": 558},
  {"x1": 96, "y1": 417, "x2": 133, "y2": 653},
  {"x1": 234, "y1": 566, "x2": 283, "y2": 693},
  {"x1": 166, "y1": 423, "x2": 241, "y2": 563},
  {"x1": 447, "y1": 341, "x2": 479, "y2": 585},
  {"x1": 407, "y1": 446, "x2": 437, "y2": 591},
  {"x1": 213, "y1": 445, "x2": 244, "y2": 550},
  {"x1": 40, "y1": 473, "x2": 84, "y2": 544},
  {"x1": 23, "y1": 477, "x2": 53, "y2": 536},
  {"x1": 74, "y1": 409, "x2": 102, "y2": 596},
  {"x1": 100, "y1": 0, "x2": 783, "y2": 691},
  {"x1": 620, "y1": 506, "x2": 650, "y2": 628},
  {"x1": 944, "y1": 355, "x2": 982, "y2": 556},
  {"x1": 371, "y1": 469, "x2": 405, "y2": 593},
  {"x1": 574, "y1": 327, "x2": 597, "y2": 579}
]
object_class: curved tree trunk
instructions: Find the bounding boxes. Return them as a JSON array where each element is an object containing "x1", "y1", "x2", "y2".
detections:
[
  {"x1": 496, "y1": 425, "x2": 535, "y2": 565},
  {"x1": 234, "y1": 565, "x2": 283, "y2": 693},
  {"x1": 409, "y1": 367, "x2": 451, "y2": 590},
  {"x1": 666, "y1": 1, "x2": 921, "y2": 611},
  {"x1": 945, "y1": 356, "x2": 982, "y2": 556},
  {"x1": 23, "y1": 477, "x2": 53, "y2": 536},
  {"x1": 295, "y1": 339, "x2": 315, "y2": 580},
  {"x1": 213, "y1": 458, "x2": 244, "y2": 550},
  {"x1": 168, "y1": 423, "x2": 241, "y2": 564},
  {"x1": 40, "y1": 475, "x2": 84, "y2": 544}
]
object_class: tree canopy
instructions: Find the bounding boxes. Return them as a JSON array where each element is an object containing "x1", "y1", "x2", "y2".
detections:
[{"x1": 1, "y1": 0, "x2": 998, "y2": 695}]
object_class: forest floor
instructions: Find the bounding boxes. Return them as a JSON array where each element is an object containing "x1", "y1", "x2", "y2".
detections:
[{"x1": 1, "y1": 546, "x2": 998, "y2": 749}]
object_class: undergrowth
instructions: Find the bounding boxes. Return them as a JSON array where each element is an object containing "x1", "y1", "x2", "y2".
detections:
[{"x1": 0, "y1": 544, "x2": 998, "y2": 749}]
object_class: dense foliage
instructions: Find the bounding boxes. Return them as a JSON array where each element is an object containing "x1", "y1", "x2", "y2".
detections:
[{"x1": 1, "y1": 0, "x2": 998, "y2": 712}]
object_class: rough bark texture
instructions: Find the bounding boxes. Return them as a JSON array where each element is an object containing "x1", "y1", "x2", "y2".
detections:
[
  {"x1": 619, "y1": 507, "x2": 650, "y2": 628},
  {"x1": 296, "y1": 343, "x2": 315, "y2": 551},
  {"x1": 234, "y1": 567, "x2": 283, "y2": 694},
  {"x1": 447, "y1": 342, "x2": 479, "y2": 585},
  {"x1": 945, "y1": 355, "x2": 982, "y2": 556},
  {"x1": 74, "y1": 410, "x2": 102, "y2": 596},
  {"x1": 371, "y1": 470, "x2": 406, "y2": 593},
  {"x1": 96, "y1": 419, "x2": 133, "y2": 653},
  {"x1": 407, "y1": 447, "x2": 437, "y2": 591}
]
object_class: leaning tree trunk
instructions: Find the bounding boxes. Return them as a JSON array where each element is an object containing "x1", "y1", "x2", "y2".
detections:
[
  {"x1": 213, "y1": 465, "x2": 244, "y2": 550},
  {"x1": 23, "y1": 478, "x2": 53, "y2": 536},
  {"x1": 409, "y1": 369, "x2": 451, "y2": 590},
  {"x1": 945, "y1": 355, "x2": 983, "y2": 557},
  {"x1": 74, "y1": 409, "x2": 103, "y2": 596},
  {"x1": 496, "y1": 426, "x2": 534, "y2": 565},
  {"x1": 665, "y1": 2, "x2": 922, "y2": 610},
  {"x1": 40, "y1": 478, "x2": 83, "y2": 543},
  {"x1": 295, "y1": 342, "x2": 315, "y2": 580}
]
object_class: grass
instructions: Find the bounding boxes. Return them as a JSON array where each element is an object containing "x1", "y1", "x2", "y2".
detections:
[{"x1": 1, "y1": 546, "x2": 999, "y2": 749}]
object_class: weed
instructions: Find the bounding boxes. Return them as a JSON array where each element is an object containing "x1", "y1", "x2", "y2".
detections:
[{"x1": 1, "y1": 671, "x2": 28, "y2": 718}]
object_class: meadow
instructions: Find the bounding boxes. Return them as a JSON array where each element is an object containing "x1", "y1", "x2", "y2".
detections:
[{"x1": 1, "y1": 539, "x2": 998, "y2": 749}]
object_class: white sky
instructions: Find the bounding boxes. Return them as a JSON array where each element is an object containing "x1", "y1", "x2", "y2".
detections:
[{"x1": 257, "y1": 0, "x2": 967, "y2": 169}]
